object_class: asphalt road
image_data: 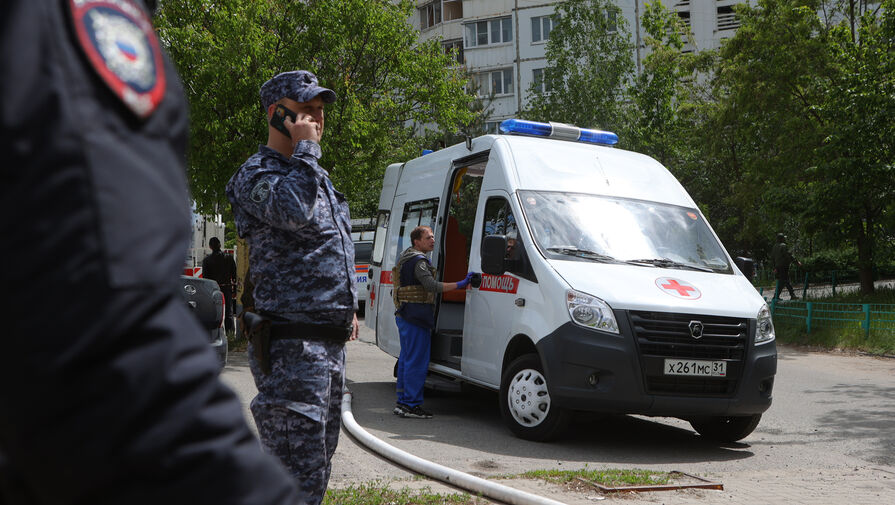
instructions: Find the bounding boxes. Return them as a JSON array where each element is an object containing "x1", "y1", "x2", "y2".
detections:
[{"x1": 220, "y1": 320, "x2": 895, "y2": 504}]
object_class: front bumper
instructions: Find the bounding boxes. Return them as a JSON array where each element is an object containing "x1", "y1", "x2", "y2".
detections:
[{"x1": 536, "y1": 311, "x2": 776, "y2": 417}]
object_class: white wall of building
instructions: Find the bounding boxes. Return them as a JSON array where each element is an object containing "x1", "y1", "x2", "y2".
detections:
[{"x1": 412, "y1": 0, "x2": 746, "y2": 125}]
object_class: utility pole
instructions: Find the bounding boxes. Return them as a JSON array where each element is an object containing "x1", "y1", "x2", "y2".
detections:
[
  {"x1": 635, "y1": 0, "x2": 642, "y2": 75},
  {"x1": 515, "y1": 0, "x2": 522, "y2": 114}
]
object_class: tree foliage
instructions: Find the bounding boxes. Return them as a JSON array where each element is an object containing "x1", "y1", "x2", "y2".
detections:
[
  {"x1": 529, "y1": 0, "x2": 894, "y2": 292},
  {"x1": 154, "y1": 0, "x2": 476, "y2": 217},
  {"x1": 523, "y1": 0, "x2": 634, "y2": 131},
  {"x1": 712, "y1": 0, "x2": 895, "y2": 292},
  {"x1": 623, "y1": 1, "x2": 714, "y2": 167}
]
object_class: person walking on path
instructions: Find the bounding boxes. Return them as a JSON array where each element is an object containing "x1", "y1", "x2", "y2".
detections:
[
  {"x1": 771, "y1": 233, "x2": 801, "y2": 300},
  {"x1": 227, "y1": 70, "x2": 359, "y2": 505},
  {"x1": 393, "y1": 225, "x2": 475, "y2": 419},
  {"x1": 203, "y1": 237, "x2": 238, "y2": 331}
]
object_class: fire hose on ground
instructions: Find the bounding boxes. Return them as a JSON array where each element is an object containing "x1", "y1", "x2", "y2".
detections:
[{"x1": 340, "y1": 391, "x2": 568, "y2": 505}]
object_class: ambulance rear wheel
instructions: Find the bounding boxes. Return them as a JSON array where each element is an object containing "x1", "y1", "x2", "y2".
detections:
[
  {"x1": 689, "y1": 414, "x2": 761, "y2": 442},
  {"x1": 499, "y1": 354, "x2": 570, "y2": 442}
]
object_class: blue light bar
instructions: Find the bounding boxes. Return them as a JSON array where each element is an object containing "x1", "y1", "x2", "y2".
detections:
[
  {"x1": 578, "y1": 128, "x2": 619, "y2": 145},
  {"x1": 499, "y1": 119, "x2": 618, "y2": 146},
  {"x1": 499, "y1": 119, "x2": 552, "y2": 137}
]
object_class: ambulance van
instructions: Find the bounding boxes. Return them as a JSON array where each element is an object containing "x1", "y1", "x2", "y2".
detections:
[
  {"x1": 365, "y1": 119, "x2": 776, "y2": 442},
  {"x1": 352, "y1": 218, "x2": 376, "y2": 314}
]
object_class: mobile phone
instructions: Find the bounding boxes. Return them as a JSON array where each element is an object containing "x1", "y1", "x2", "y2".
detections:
[{"x1": 270, "y1": 104, "x2": 297, "y2": 139}]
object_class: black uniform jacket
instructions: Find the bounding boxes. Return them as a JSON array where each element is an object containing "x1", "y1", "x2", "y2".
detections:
[{"x1": 0, "y1": 2, "x2": 295, "y2": 504}]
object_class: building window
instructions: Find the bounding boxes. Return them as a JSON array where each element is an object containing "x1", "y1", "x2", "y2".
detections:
[
  {"x1": 465, "y1": 17, "x2": 513, "y2": 48},
  {"x1": 490, "y1": 68, "x2": 514, "y2": 95},
  {"x1": 531, "y1": 15, "x2": 553, "y2": 43},
  {"x1": 419, "y1": 1, "x2": 441, "y2": 30},
  {"x1": 484, "y1": 121, "x2": 501, "y2": 134},
  {"x1": 443, "y1": 39, "x2": 464, "y2": 64},
  {"x1": 677, "y1": 10, "x2": 691, "y2": 29},
  {"x1": 717, "y1": 6, "x2": 740, "y2": 31},
  {"x1": 473, "y1": 69, "x2": 514, "y2": 96},
  {"x1": 532, "y1": 68, "x2": 552, "y2": 94},
  {"x1": 607, "y1": 9, "x2": 618, "y2": 33}
]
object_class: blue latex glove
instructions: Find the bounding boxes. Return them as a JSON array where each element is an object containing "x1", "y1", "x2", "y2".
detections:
[{"x1": 456, "y1": 271, "x2": 475, "y2": 289}]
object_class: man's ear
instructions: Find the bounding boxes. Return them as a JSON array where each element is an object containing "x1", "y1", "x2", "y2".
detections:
[{"x1": 266, "y1": 103, "x2": 277, "y2": 121}]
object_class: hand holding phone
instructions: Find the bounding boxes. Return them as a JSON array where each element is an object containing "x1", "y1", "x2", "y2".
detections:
[
  {"x1": 270, "y1": 104, "x2": 296, "y2": 139},
  {"x1": 271, "y1": 104, "x2": 321, "y2": 143}
]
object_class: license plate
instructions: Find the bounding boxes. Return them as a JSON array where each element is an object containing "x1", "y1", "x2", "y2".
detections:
[{"x1": 664, "y1": 359, "x2": 726, "y2": 377}]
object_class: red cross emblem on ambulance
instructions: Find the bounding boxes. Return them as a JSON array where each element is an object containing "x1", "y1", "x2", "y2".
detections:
[{"x1": 655, "y1": 277, "x2": 702, "y2": 300}]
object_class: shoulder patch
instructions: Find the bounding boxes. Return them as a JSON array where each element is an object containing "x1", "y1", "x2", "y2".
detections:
[
  {"x1": 68, "y1": 0, "x2": 166, "y2": 118},
  {"x1": 250, "y1": 180, "x2": 271, "y2": 203}
]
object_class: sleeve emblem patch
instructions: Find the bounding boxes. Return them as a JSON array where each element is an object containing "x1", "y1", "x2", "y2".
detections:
[
  {"x1": 250, "y1": 180, "x2": 271, "y2": 203},
  {"x1": 68, "y1": 0, "x2": 166, "y2": 118}
]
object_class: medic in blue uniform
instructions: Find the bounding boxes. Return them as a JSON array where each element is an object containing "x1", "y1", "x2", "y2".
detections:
[
  {"x1": 0, "y1": 1, "x2": 298, "y2": 503},
  {"x1": 392, "y1": 226, "x2": 475, "y2": 419}
]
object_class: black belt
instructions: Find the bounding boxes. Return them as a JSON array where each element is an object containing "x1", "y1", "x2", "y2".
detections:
[{"x1": 269, "y1": 321, "x2": 352, "y2": 342}]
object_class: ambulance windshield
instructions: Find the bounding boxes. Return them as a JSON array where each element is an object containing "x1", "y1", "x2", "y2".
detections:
[{"x1": 518, "y1": 191, "x2": 732, "y2": 273}]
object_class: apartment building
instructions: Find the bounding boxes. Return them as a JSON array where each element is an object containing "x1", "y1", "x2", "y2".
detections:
[{"x1": 411, "y1": 0, "x2": 747, "y2": 130}]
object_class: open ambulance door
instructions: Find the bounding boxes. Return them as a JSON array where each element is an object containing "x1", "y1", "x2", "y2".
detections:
[{"x1": 430, "y1": 152, "x2": 489, "y2": 371}]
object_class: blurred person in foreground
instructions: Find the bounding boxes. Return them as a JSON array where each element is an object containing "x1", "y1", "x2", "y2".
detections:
[{"x1": 0, "y1": 1, "x2": 298, "y2": 503}]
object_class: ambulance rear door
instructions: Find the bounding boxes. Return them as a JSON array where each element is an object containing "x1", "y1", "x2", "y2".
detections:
[{"x1": 365, "y1": 163, "x2": 402, "y2": 333}]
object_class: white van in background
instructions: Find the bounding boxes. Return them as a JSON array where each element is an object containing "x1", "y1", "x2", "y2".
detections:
[
  {"x1": 365, "y1": 119, "x2": 777, "y2": 442},
  {"x1": 352, "y1": 218, "x2": 375, "y2": 314}
]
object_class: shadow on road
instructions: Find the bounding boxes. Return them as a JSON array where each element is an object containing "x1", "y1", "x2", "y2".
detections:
[
  {"x1": 346, "y1": 377, "x2": 754, "y2": 466},
  {"x1": 808, "y1": 382, "x2": 895, "y2": 466}
]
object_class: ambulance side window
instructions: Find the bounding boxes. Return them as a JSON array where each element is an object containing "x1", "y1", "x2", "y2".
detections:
[
  {"x1": 397, "y1": 199, "x2": 439, "y2": 253},
  {"x1": 482, "y1": 197, "x2": 536, "y2": 282},
  {"x1": 371, "y1": 211, "x2": 389, "y2": 266}
]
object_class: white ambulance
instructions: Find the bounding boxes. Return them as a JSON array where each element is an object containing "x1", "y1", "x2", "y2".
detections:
[{"x1": 365, "y1": 119, "x2": 776, "y2": 442}]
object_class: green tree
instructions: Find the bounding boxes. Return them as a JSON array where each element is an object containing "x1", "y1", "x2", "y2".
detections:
[
  {"x1": 711, "y1": 0, "x2": 894, "y2": 292},
  {"x1": 523, "y1": 0, "x2": 634, "y2": 131},
  {"x1": 623, "y1": 1, "x2": 714, "y2": 167},
  {"x1": 811, "y1": 0, "x2": 895, "y2": 291},
  {"x1": 154, "y1": 0, "x2": 476, "y2": 217},
  {"x1": 430, "y1": 74, "x2": 497, "y2": 150}
]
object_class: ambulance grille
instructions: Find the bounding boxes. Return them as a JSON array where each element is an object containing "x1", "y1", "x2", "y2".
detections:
[{"x1": 629, "y1": 311, "x2": 749, "y2": 397}]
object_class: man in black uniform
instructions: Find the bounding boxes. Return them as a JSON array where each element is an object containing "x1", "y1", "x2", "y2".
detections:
[
  {"x1": 0, "y1": 1, "x2": 298, "y2": 504},
  {"x1": 203, "y1": 237, "x2": 238, "y2": 331}
]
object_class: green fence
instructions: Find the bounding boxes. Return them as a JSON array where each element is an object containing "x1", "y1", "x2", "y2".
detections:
[
  {"x1": 754, "y1": 266, "x2": 895, "y2": 297},
  {"x1": 768, "y1": 299, "x2": 895, "y2": 338}
]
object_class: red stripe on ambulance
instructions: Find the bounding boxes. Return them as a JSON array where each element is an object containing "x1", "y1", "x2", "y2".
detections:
[
  {"x1": 380, "y1": 270, "x2": 392, "y2": 284},
  {"x1": 479, "y1": 274, "x2": 519, "y2": 294},
  {"x1": 183, "y1": 266, "x2": 203, "y2": 278}
]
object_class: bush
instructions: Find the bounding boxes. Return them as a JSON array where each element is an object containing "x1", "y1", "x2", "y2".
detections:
[{"x1": 800, "y1": 248, "x2": 857, "y2": 272}]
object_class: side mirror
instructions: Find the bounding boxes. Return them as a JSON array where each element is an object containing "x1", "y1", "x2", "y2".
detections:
[
  {"x1": 734, "y1": 256, "x2": 754, "y2": 280},
  {"x1": 481, "y1": 235, "x2": 507, "y2": 276}
]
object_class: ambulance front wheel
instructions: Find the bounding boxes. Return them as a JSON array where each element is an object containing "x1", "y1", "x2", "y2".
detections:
[{"x1": 500, "y1": 354, "x2": 570, "y2": 442}]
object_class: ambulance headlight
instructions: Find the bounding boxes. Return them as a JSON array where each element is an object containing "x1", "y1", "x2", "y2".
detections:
[
  {"x1": 755, "y1": 304, "x2": 776, "y2": 344},
  {"x1": 567, "y1": 290, "x2": 618, "y2": 333}
]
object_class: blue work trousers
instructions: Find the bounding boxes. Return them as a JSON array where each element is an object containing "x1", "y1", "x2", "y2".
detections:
[{"x1": 395, "y1": 316, "x2": 431, "y2": 408}]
